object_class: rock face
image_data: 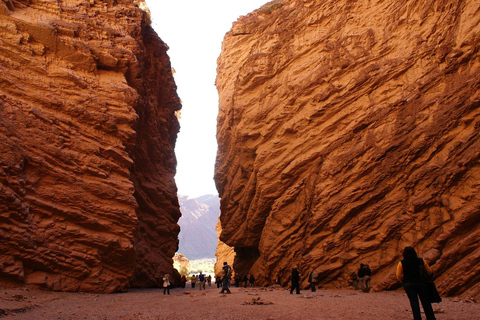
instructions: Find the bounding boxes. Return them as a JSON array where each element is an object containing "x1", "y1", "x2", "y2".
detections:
[
  {"x1": 0, "y1": 0, "x2": 181, "y2": 292},
  {"x1": 215, "y1": 0, "x2": 480, "y2": 298}
]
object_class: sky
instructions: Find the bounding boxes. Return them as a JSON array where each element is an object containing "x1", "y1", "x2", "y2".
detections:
[{"x1": 144, "y1": 0, "x2": 270, "y2": 198}]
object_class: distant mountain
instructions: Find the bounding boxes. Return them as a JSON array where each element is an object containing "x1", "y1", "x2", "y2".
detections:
[{"x1": 177, "y1": 194, "x2": 220, "y2": 259}]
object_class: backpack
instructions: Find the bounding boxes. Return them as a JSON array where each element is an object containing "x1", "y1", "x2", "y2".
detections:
[
  {"x1": 418, "y1": 258, "x2": 433, "y2": 283},
  {"x1": 224, "y1": 265, "x2": 232, "y2": 279}
]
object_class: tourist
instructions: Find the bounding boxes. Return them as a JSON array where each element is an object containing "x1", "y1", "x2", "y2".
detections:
[
  {"x1": 191, "y1": 274, "x2": 197, "y2": 289},
  {"x1": 396, "y1": 246, "x2": 437, "y2": 320},
  {"x1": 274, "y1": 275, "x2": 281, "y2": 286},
  {"x1": 249, "y1": 274, "x2": 255, "y2": 287},
  {"x1": 220, "y1": 262, "x2": 232, "y2": 294},
  {"x1": 207, "y1": 275, "x2": 212, "y2": 286},
  {"x1": 234, "y1": 274, "x2": 241, "y2": 287},
  {"x1": 162, "y1": 274, "x2": 171, "y2": 295},
  {"x1": 215, "y1": 275, "x2": 221, "y2": 288},
  {"x1": 357, "y1": 264, "x2": 365, "y2": 291},
  {"x1": 308, "y1": 268, "x2": 316, "y2": 292},
  {"x1": 198, "y1": 272, "x2": 206, "y2": 290},
  {"x1": 362, "y1": 264, "x2": 372, "y2": 292},
  {"x1": 180, "y1": 275, "x2": 186, "y2": 288},
  {"x1": 243, "y1": 274, "x2": 249, "y2": 288},
  {"x1": 350, "y1": 271, "x2": 359, "y2": 290},
  {"x1": 290, "y1": 265, "x2": 300, "y2": 294}
]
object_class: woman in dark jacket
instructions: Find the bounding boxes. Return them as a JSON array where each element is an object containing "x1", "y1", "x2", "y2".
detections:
[{"x1": 396, "y1": 246, "x2": 436, "y2": 320}]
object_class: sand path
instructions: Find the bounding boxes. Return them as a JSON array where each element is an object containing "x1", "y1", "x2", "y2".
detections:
[{"x1": 1, "y1": 286, "x2": 478, "y2": 320}]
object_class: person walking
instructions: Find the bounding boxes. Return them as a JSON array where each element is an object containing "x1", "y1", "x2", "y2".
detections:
[
  {"x1": 207, "y1": 275, "x2": 212, "y2": 286},
  {"x1": 220, "y1": 262, "x2": 232, "y2": 294},
  {"x1": 162, "y1": 274, "x2": 171, "y2": 295},
  {"x1": 198, "y1": 272, "x2": 206, "y2": 290},
  {"x1": 308, "y1": 268, "x2": 316, "y2": 292},
  {"x1": 396, "y1": 246, "x2": 437, "y2": 320},
  {"x1": 290, "y1": 265, "x2": 301, "y2": 294}
]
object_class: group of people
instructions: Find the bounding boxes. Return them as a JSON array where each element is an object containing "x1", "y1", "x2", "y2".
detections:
[
  {"x1": 289, "y1": 246, "x2": 439, "y2": 320},
  {"x1": 186, "y1": 272, "x2": 212, "y2": 289},
  {"x1": 163, "y1": 247, "x2": 439, "y2": 320},
  {"x1": 350, "y1": 263, "x2": 372, "y2": 292},
  {"x1": 233, "y1": 273, "x2": 255, "y2": 287}
]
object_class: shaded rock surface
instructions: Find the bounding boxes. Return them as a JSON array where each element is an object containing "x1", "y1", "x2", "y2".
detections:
[
  {"x1": 215, "y1": 0, "x2": 480, "y2": 298},
  {"x1": 0, "y1": 0, "x2": 181, "y2": 292}
]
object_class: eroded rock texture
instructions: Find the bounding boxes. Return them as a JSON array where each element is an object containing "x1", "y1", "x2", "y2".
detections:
[
  {"x1": 0, "y1": 0, "x2": 181, "y2": 292},
  {"x1": 215, "y1": 0, "x2": 480, "y2": 298}
]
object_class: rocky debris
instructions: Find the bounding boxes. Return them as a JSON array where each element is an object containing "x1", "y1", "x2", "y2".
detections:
[
  {"x1": 0, "y1": 0, "x2": 181, "y2": 292},
  {"x1": 242, "y1": 296, "x2": 273, "y2": 305},
  {"x1": 215, "y1": 0, "x2": 480, "y2": 299}
]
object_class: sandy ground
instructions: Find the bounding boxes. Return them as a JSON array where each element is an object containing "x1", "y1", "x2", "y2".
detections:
[{"x1": 1, "y1": 285, "x2": 479, "y2": 320}]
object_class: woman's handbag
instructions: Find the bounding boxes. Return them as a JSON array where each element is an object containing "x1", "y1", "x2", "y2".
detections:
[{"x1": 419, "y1": 258, "x2": 442, "y2": 303}]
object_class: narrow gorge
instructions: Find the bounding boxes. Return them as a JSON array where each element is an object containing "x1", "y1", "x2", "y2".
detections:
[
  {"x1": 215, "y1": 0, "x2": 480, "y2": 298},
  {"x1": 0, "y1": 0, "x2": 181, "y2": 292}
]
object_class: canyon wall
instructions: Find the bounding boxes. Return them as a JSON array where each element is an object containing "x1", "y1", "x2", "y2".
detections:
[
  {"x1": 0, "y1": 0, "x2": 181, "y2": 292},
  {"x1": 215, "y1": 0, "x2": 480, "y2": 298}
]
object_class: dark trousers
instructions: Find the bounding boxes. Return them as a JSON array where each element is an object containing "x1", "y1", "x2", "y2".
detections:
[
  {"x1": 290, "y1": 281, "x2": 300, "y2": 294},
  {"x1": 220, "y1": 278, "x2": 231, "y2": 293},
  {"x1": 163, "y1": 286, "x2": 170, "y2": 295},
  {"x1": 309, "y1": 281, "x2": 316, "y2": 292},
  {"x1": 403, "y1": 282, "x2": 436, "y2": 320}
]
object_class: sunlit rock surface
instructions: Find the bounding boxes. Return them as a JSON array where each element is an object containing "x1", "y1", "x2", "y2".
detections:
[
  {"x1": 214, "y1": 219, "x2": 235, "y2": 277},
  {"x1": 215, "y1": 0, "x2": 480, "y2": 298},
  {"x1": 0, "y1": 0, "x2": 181, "y2": 292}
]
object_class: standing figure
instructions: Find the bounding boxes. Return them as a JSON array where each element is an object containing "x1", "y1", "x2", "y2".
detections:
[
  {"x1": 308, "y1": 268, "x2": 316, "y2": 292},
  {"x1": 207, "y1": 275, "x2": 212, "y2": 286},
  {"x1": 396, "y1": 246, "x2": 437, "y2": 320},
  {"x1": 274, "y1": 275, "x2": 281, "y2": 286},
  {"x1": 234, "y1": 274, "x2": 241, "y2": 287},
  {"x1": 358, "y1": 264, "x2": 365, "y2": 291},
  {"x1": 215, "y1": 275, "x2": 221, "y2": 288},
  {"x1": 290, "y1": 265, "x2": 301, "y2": 294},
  {"x1": 350, "y1": 271, "x2": 359, "y2": 290},
  {"x1": 220, "y1": 262, "x2": 232, "y2": 294},
  {"x1": 362, "y1": 264, "x2": 372, "y2": 292},
  {"x1": 243, "y1": 274, "x2": 249, "y2": 288},
  {"x1": 163, "y1": 274, "x2": 171, "y2": 295},
  {"x1": 191, "y1": 275, "x2": 197, "y2": 289},
  {"x1": 249, "y1": 274, "x2": 255, "y2": 287},
  {"x1": 198, "y1": 272, "x2": 206, "y2": 290},
  {"x1": 180, "y1": 275, "x2": 186, "y2": 288}
]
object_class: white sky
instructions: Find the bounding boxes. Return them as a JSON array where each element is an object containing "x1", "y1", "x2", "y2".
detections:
[{"x1": 145, "y1": 0, "x2": 269, "y2": 198}]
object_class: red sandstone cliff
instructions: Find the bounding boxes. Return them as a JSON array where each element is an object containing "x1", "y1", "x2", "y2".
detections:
[
  {"x1": 0, "y1": 0, "x2": 181, "y2": 292},
  {"x1": 215, "y1": 0, "x2": 480, "y2": 298}
]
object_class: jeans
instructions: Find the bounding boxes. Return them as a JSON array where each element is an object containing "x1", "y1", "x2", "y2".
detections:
[
  {"x1": 220, "y1": 278, "x2": 231, "y2": 293},
  {"x1": 290, "y1": 281, "x2": 300, "y2": 294},
  {"x1": 403, "y1": 282, "x2": 436, "y2": 320}
]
